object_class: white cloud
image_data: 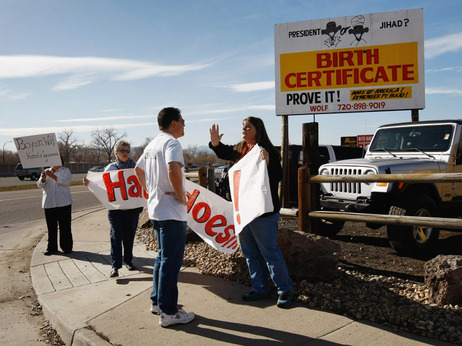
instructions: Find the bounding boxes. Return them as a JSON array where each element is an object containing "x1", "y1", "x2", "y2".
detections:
[
  {"x1": 0, "y1": 88, "x2": 29, "y2": 100},
  {"x1": 426, "y1": 87, "x2": 462, "y2": 96},
  {"x1": 57, "y1": 114, "x2": 153, "y2": 122},
  {"x1": 425, "y1": 32, "x2": 462, "y2": 58},
  {"x1": 0, "y1": 122, "x2": 156, "y2": 137},
  {"x1": 187, "y1": 104, "x2": 274, "y2": 115},
  {"x1": 0, "y1": 55, "x2": 212, "y2": 90},
  {"x1": 426, "y1": 66, "x2": 462, "y2": 73},
  {"x1": 229, "y1": 81, "x2": 275, "y2": 92}
]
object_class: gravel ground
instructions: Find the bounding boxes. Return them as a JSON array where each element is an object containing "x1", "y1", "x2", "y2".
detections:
[{"x1": 137, "y1": 217, "x2": 462, "y2": 344}]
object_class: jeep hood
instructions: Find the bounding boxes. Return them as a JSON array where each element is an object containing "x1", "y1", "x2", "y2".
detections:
[{"x1": 320, "y1": 157, "x2": 447, "y2": 174}]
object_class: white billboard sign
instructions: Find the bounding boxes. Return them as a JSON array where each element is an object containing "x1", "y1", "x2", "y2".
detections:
[
  {"x1": 13, "y1": 133, "x2": 62, "y2": 168},
  {"x1": 275, "y1": 8, "x2": 424, "y2": 115}
]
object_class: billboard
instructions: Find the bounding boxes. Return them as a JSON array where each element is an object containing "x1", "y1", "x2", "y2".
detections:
[
  {"x1": 275, "y1": 8, "x2": 424, "y2": 115},
  {"x1": 357, "y1": 134, "x2": 374, "y2": 147}
]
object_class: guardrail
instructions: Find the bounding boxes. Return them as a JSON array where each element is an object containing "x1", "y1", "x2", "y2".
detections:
[{"x1": 296, "y1": 167, "x2": 462, "y2": 233}]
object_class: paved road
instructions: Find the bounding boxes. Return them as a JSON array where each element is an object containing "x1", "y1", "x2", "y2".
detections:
[
  {"x1": 0, "y1": 178, "x2": 101, "y2": 227},
  {"x1": 0, "y1": 173, "x2": 87, "y2": 187}
]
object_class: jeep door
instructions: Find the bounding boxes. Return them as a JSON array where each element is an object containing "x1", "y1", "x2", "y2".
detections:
[{"x1": 453, "y1": 134, "x2": 462, "y2": 196}]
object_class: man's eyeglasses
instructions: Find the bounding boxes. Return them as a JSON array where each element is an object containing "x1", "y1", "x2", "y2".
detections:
[
  {"x1": 118, "y1": 149, "x2": 130, "y2": 153},
  {"x1": 177, "y1": 118, "x2": 185, "y2": 125}
]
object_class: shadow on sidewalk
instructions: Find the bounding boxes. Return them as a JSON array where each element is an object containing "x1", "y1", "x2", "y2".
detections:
[{"x1": 182, "y1": 315, "x2": 345, "y2": 345}]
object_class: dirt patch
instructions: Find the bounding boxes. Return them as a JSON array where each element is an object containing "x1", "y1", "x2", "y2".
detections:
[{"x1": 0, "y1": 229, "x2": 64, "y2": 345}]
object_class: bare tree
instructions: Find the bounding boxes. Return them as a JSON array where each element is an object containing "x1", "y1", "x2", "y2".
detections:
[
  {"x1": 91, "y1": 127, "x2": 126, "y2": 163},
  {"x1": 131, "y1": 137, "x2": 152, "y2": 161},
  {"x1": 58, "y1": 129, "x2": 79, "y2": 164},
  {"x1": 183, "y1": 144, "x2": 199, "y2": 163}
]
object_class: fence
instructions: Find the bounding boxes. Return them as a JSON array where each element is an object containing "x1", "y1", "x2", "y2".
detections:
[{"x1": 297, "y1": 166, "x2": 462, "y2": 233}]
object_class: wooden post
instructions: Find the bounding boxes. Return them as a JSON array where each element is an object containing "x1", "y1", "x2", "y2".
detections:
[
  {"x1": 298, "y1": 166, "x2": 311, "y2": 233},
  {"x1": 280, "y1": 115, "x2": 290, "y2": 208},
  {"x1": 302, "y1": 122, "x2": 320, "y2": 233},
  {"x1": 207, "y1": 167, "x2": 215, "y2": 192},
  {"x1": 198, "y1": 166, "x2": 208, "y2": 188}
]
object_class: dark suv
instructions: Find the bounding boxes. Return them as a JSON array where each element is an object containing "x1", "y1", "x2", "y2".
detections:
[{"x1": 14, "y1": 164, "x2": 42, "y2": 181}]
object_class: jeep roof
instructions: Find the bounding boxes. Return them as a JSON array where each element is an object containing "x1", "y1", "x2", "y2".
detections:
[{"x1": 378, "y1": 119, "x2": 462, "y2": 128}]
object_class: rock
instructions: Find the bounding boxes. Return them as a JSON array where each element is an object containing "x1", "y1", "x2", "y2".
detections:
[
  {"x1": 424, "y1": 255, "x2": 462, "y2": 306},
  {"x1": 277, "y1": 228, "x2": 340, "y2": 282}
]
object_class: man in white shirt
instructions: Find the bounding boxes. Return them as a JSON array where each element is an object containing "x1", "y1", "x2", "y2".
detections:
[
  {"x1": 135, "y1": 107, "x2": 195, "y2": 327},
  {"x1": 37, "y1": 165, "x2": 73, "y2": 255}
]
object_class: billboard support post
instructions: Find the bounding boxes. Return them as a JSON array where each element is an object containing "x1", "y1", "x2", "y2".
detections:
[
  {"x1": 280, "y1": 115, "x2": 290, "y2": 208},
  {"x1": 412, "y1": 109, "x2": 419, "y2": 122}
]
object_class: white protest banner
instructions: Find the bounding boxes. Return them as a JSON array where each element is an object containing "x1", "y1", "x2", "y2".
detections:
[
  {"x1": 13, "y1": 133, "x2": 62, "y2": 168},
  {"x1": 228, "y1": 145, "x2": 273, "y2": 234},
  {"x1": 185, "y1": 180, "x2": 238, "y2": 254},
  {"x1": 86, "y1": 169, "x2": 148, "y2": 210},
  {"x1": 85, "y1": 168, "x2": 237, "y2": 253}
]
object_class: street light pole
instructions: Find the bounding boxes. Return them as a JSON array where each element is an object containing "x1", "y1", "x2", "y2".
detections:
[{"x1": 3, "y1": 140, "x2": 12, "y2": 163}]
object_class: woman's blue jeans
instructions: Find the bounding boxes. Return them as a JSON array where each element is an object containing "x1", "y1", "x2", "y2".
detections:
[
  {"x1": 238, "y1": 212, "x2": 292, "y2": 294},
  {"x1": 107, "y1": 209, "x2": 139, "y2": 269},
  {"x1": 150, "y1": 220, "x2": 186, "y2": 315}
]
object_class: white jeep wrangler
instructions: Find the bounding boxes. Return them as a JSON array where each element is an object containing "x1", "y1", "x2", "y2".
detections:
[{"x1": 318, "y1": 120, "x2": 462, "y2": 257}]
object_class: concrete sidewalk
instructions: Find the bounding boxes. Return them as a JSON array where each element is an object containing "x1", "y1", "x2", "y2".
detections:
[{"x1": 30, "y1": 208, "x2": 449, "y2": 345}]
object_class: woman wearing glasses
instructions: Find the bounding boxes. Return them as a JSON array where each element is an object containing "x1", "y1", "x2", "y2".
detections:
[{"x1": 85, "y1": 140, "x2": 142, "y2": 277}]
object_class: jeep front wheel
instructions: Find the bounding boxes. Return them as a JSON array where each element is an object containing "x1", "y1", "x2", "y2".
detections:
[
  {"x1": 315, "y1": 218, "x2": 345, "y2": 237},
  {"x1": 387, "y1": 195, "x2": 440, "y2": 258}
]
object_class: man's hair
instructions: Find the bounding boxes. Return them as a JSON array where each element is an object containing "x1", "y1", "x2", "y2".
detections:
[
  {"x1": 114, "y1": 140, "x2": 130, "y2": 154},
  {"x1": 158, "y1": 107, "x2": 181, "y2": 130}
]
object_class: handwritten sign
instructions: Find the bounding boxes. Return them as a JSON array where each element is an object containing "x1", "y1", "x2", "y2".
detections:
[
  {"x1": 13, "y1": 133, "x2": 62, "y2": 168},
  {"x1": 85, "y1": 169, "x2": 238, "y2": 254}
]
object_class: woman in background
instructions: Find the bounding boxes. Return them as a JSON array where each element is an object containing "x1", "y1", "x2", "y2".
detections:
[{"x1": 85, "y1": 140, "x2": 142, "y2": 277}]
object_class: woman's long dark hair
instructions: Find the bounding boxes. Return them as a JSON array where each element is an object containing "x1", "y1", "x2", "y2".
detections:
[{"x1": 235, "y1": 116, "x2": 281, "y2": 161}]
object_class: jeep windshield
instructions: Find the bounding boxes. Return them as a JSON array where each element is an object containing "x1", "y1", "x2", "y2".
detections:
[{"x1": 369, "y1": 124, "x2": 454, "y2": 152}]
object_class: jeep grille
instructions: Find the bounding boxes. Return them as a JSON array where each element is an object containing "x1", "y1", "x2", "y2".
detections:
[
  {"x1": 328, "y1": 167, "x2": 363, "y2": 194},
  {"x1": 320, "y1": 166, "x2": 377, "y2": 201}
]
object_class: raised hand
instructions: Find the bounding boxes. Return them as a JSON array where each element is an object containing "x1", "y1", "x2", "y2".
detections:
[{"x1": 209, "y1": 124, "x2": 223, "y2": 147}]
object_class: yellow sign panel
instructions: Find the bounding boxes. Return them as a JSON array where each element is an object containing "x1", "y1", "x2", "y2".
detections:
[
  {"x1": 280, "y1": 42, "x2": 418, "y2": 92},
  {"x1": 350, "y1": 86, "x2": 412, "y2": 101}
]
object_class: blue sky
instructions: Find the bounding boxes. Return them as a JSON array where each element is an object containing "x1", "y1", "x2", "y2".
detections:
[{"x1": 1, "y1": 0, "x2": 462, "y2": 154}]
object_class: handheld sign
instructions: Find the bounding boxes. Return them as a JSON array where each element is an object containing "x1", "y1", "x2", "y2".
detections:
[
  {"x1": 13, "y1": 133, "x2": 62, "y2": 168},
  {"x1": 228, "y1": 145, "x2": 273, "y2": 234}
]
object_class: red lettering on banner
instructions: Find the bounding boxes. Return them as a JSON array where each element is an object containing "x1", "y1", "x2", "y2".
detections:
[
  {"x1": 127, "y1": 175, "x2": 143, "y2": 198},
  {"x1": 187, "y1": 189, "x2": 200, "y2": 212},
  {"x1": 192, "y1": 202, "x2": 211, "y2": 223},
  {"x1": 217, "y1": 225, "x2": 235, "y2": 244},
  {"x1": 186, "y1": 187, "x2": 237, "y2": 249},
  {"x1": 205, "y1": 215, "x2": 225, "y2": 237},
  {"x1": 103, "y1": 171, "x2": 128, "y2": 202},
  {"x1": 102, "y1": 171, "x2": 147, "y2": 202},
  {"x1": 222, "y1": 234, "x2": 238, "y2": 249}
]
